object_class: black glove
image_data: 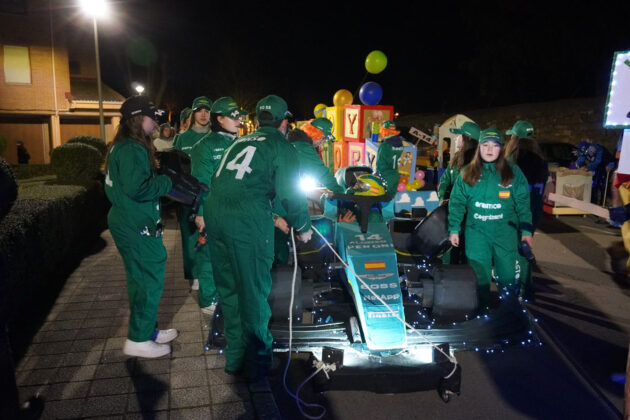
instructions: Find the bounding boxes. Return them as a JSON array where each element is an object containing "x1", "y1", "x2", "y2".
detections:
[{"x1": 163, "y1": 168, "x2": 209, "y2": 220}]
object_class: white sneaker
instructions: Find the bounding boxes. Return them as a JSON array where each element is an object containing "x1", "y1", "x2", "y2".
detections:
[
  {"x1": 191, "y1": 279, "x2": 199, "y2": 291},
  {"x1": 154, "y1": 328, "x2": 178, "y2": 344},
  {"x1": 123, "y1": 339, "x2": 171, "y2": 358},
  {"x1": 200, "y1": 303, "x2": 217, "y2": 315}
]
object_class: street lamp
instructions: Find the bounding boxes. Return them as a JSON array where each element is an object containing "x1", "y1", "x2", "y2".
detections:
[
  {"x1": 134, "y1": 84, "x2": 145, "y2": 95},
  {"x1": 80, "y1": 0, "x2": 109, "y2": 141}
]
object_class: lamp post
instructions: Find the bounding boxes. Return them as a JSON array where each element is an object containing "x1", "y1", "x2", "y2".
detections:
[
  {"x1": 134, "y1": 84, "x2": 145, "y2": 95},
  {"x1": 80, "y1": 0, "x2": 108, "y2": 141}
]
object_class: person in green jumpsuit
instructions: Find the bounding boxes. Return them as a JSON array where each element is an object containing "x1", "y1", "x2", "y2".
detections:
[
  {"x1": 273, "y1": 118, "x2": 345, "y2": 264},
  {"x1": 448, "y1": 128, "x2": 533, "y2": 308},
  {"x1": 206, "y1": 95, "x2": 312, "y2": 380},
  {"x1": 190, "y1": 97, "x2": 247, "y2": 314},
  {"x1": 375, "y1": 120, "x2": 404, "y2": 197},
  {"x1": 175, "y1": 107, "x2": 192, "y2": 136},
  {"x1": 173, "y1": 96, "x2": 212, "y2": 290},
  {"x1": 438, "y1": 121, "x2": 480, "y2": 264},
  {"x1": 104, "y1": 96, "x2": 179, "y2": 358}
]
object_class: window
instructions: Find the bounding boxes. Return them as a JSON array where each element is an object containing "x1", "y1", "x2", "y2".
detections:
[{"x1": 3, "y1": 45, "x2": 31, "y2": 84}]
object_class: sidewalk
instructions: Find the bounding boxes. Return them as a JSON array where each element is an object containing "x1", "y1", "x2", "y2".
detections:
[{"x1": 14, "y1": 214, "x2": 281, "y2": 419}]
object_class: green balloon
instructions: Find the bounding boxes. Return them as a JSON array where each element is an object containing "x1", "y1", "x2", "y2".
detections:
[{"x1": 365, "y1": 50, "x2": 387, "y2": 74}]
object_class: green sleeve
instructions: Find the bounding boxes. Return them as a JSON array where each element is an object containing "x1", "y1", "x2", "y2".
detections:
[
  {"x1": 190, "y1": 141, "x2": 213, "y2": 217},
  {"x1": 297, "y1": 145, "x2": 344, "y2": 193},
  {"x1": 438, "y1": 167, "x2": 453, "y2": 200},
  {"x1": 119, "y1": 144, "x2": 172, "y2": 201},
  {"x1": 512, "y1": 165, "x2": 533, "y2": 236},
  {"x1": 172, "y1": 133, "x2": 181, "y2": 150},
  {"x1": 447, "y1": 174, "x2": 468, "y2": 234},
  {"x1": 273, "y1": 141, "x2": 311, "y2": 234},
  {"x1": 376, "y1": 143, "x2": 398, "y2": 196}
]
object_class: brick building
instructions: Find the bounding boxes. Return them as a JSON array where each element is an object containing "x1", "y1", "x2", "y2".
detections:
[{"x1": 0, "y1": 0, "x2": 124, "y2": 164}]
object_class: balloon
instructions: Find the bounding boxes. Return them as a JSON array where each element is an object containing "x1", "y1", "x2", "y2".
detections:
[
  {"x1": 399, "y1": 175, "x2": 409, "y2": 185},
  {"x1": 314, "y1": 103, "x2": 327, "y2": 118},
  {"x1": 415, "y1": 170, "x2": 425, "y2": 180},
  {"x1": 333, "y1": 89, "x2": 353, "y2": 107},
  {"x1": 365, "y1": 50, "x2": 388, "y2": 74},
  {"x1": 359, "y1": 82, "x2": 383, "y2": 106},
  {"x1": 409, "y1": 180, "x2": 422, "y2": 190},
  {"x1": 397, "y1": 183, "x2": 406, "y2": 193},
  {"x1": 405, "y1": 183, "x2": 415, "y2": 191}
]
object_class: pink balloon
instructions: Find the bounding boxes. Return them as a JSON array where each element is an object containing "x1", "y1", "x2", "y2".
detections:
[
  {"x1": 415, "y1": 170, "x2": 425, "y2": 180},
  {"x1": 397, "y1": 183, "x2": 406, "y2": 193}
]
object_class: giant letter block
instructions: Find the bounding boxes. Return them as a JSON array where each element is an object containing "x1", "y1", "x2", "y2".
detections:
[
  {"x1": 347, "y1": 142, "x2": 365, "y2": 166},
  {"x1": 326, "y1": 106, "x2": 345, "y2": 141},
  {"x1": 333, "y1": 141, "x2": 348, "y2": 173},
  {"x1": 365, "y1": 139, "x2": 379, "y2": 172},
  {"x1": 320, "y1": 140, "x2": 334, "y2": 173},
  {"x1": 343, "y1": 104, "x2": 395, "y2": 142}
]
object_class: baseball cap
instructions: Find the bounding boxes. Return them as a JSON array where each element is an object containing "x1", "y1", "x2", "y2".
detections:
[
  {"x1": 310, "y1": 118, "x2": 335, "y2": 141},
  {"x1": 479, "y1": 128, "x2": 503, "y2": 145},
  {"x1": 120, "y1": 96, "x2": 163, "y2": 122},
  {"x1": 211, "y1": 97, "x2": 248, "y2": 119},
  {"x1": 450, "y1": 121, "x2": 480, "y2": 140},
  {"x1": 191, "y1": 96, "x2": 212, "y2": 111},
  {"x1": 179, "y1": 107, "x2": 192, "y2": 122},
  {"x1": 506, "y1": 120, "x2": 534, "y2": 139},
  {"x1": 256, "y1": 95, "x2": 293, "y2": 123}
]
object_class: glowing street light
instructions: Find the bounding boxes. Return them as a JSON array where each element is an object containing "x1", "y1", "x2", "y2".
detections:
[
  {"x1": 135, "y1": 84, "x2": 145, "y2": 95},
  {"x1": 80, "y1": 0, "x2": 109, "y2": 141}
]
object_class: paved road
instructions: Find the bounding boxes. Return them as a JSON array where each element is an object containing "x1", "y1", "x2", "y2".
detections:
[{"x1": 270, "y1": 213, "x2": 629, "y2": 419}]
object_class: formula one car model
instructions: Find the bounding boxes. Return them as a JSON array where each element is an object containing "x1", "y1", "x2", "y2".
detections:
[{"x1": 206, "y1": 166, "x2": 538, "y2": 400}]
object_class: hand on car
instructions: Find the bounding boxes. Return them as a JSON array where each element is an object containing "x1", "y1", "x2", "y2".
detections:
[
  {"x1": 195, "y1": 215, "x2": 205, "y2": 232},
  {"x1": 449, "y1": 233, "x2": 459, "y2": 247},
  {"x1": 297, "y1": 229, "x2": 313, "y2": 243}
]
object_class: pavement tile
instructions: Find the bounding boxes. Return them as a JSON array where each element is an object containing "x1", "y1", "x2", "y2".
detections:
[
  {"x1": 171, "y1": 342, "x2": 205, "y2": 357},
  {"x1": 124, "y1": 411, "x2": 168, "y2": 420},
  {"x1": 169, "y1": 407, "x2": 213, "y2": 420},
  {"x1": 129, "y1": 374, "x2": 169, "y2": 393},
  {"x1": 109, "y1": 324, "x2": 129, "y2": 337},
  {"x1": 101, "y1": 349, "x2": 133, "y2": 364},
  {"x1": 45, "y1": 380, "x2": 91, "y2": 400},
  {"x1": 88, "y1": 308, "x2": 130, "y2": 319},
  {"x1": 89, "y1": 377, "x2": 132, "y2": 396},
  {"x1": 92, "y1": 299, "x2": 128, "y2": 308},
  {"x1": 127, "y1": 391, "x2": 169, "y2": 412},
  {"x1": 32, "y1": 329, "x2": 78, "y2": 343},
  {"x1": 43, "y1": 398, "x2": 84, "y2": 419},
  {"x1": 26, "y1": 341, "x2": 73, "y2": 356},
  {"x1": 82, "y1": 394, "x2": 128, "y2": 417},
  {"x1": 72, "y1": 338, "x2": 107, "y2": 352},
  {"x1": 61, "y1": 301, "x2": 94, "y2": 311},
  {"x1": 16, "y1": 368, "x2": 56, "y2": 386},
  {"x1": 175, "y1": 330, "x2": 203, "y2": 343},
  {"x1": 170, "y1": 386, "x2": 210, "y2": 408},
  {"x1": 171, "y1": 321, "x2": 201, "y2": 332},
  {"x1": 39, "y1": 319, "x2": 84, "y2": 331},
  {"x1": 94, "y1": 362, "x2": 132, "y2": 379},
  {"x1": 63, "y1": 350, "x2": 103, "y2": 366},
  {"x1": 75, "y1": 327, "x2": 112, "y2": 340},
  {"x1": 134, "y1": 358, "x2": 170, "y2": 375},
  {"x1": 170, "y1": 369, "x2": 207, "y2": 389},
  {"x1": 251, "y1": 392, "x2": 283, "y2": 420},
  {"x1": 17, "y1": 354, "x2": 65, "y2": 371},
  {"x1": 210, "y1": 383, "x2": 250, "y2": 404},
  {"x1": 212, "y1": 401, "x2": 256, "y2": 420},
  {"x1": 207, "y1": 368, "x2": 245, "y2": 385},
  {"x1": 104, "y1": 336, "x2": 127, "y2": 350},
  {"x1": 54, "y1": 365, "x2": 98, "y2": 383},
  {"x1": 170, "y1": 356, "x2": 206, "y2": 372},
  {"x1": 205, "y1": 355, "x2": 226, "y2": 369},
  {"x1": 82, "y1": 317, "x2": 124, "y2": 329}
]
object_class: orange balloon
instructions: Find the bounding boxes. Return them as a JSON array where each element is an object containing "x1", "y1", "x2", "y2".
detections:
[{"x1": 333, "y1": 89, "x2": 353, "y2": 107}]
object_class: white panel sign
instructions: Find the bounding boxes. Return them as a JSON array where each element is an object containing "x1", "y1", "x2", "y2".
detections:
[
  {"x1": 616, "y1": 130, "x2": 630, "y2": 175},
  {"x1": 604, "y1": 51, "x2": 630, "y2": 128},
  {"x1": 408, "y1": 127, "x2": 434, "y2": 145}
]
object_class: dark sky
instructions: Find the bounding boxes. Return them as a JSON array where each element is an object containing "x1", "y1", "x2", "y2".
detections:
[{"x1": 96, "y1": 0, "x2": 630, "y2": 120}]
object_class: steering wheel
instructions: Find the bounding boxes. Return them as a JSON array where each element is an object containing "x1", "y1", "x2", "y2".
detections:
[{"x1": 327, "y1": 192, "x2": 391, "y2": 233}]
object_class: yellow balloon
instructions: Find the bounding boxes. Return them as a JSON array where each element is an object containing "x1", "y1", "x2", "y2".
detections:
[
  {"x1": 333, "y1": 89, "x2": 353, "y2": 107},
  {"x1": 313, "y1": 103, "x2": 327, "y2": 118}
]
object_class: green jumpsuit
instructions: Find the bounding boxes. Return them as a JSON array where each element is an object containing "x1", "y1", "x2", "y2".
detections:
[
  {"x1": 190, "y1": 131, "x2": 235, "y2": 308},
  {"x1": 206, "y1": 126, "x2": 311, "y2": 378},
  {"x1": 375, "y1": 136, "x2": 404, "y2": 196},
  {"x1": 274, "y1": 140, "x2": 344, "y2": 264},
  {"x1": 105, "y1": 138, "x2": 172, "y2": 342},
  {"x1": 173, "y1": 129, "x2": 211, "y2": 280},
  {"x1": 448, "y1": 162, "x2": 532, "y2": 305},
  {"x1": 438, "y1": 165, "x2": 463, "y2": 264}
]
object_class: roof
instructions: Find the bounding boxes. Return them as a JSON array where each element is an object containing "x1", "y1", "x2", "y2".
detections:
[{"x1": 70, "y1": 79, "x2": 125, "y2": 103}]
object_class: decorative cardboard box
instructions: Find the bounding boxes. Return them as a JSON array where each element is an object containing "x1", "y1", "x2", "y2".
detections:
[
  {"x1": 333, "y1": 141, "x2": 349, "y2": 173},
  {"x1": 343, "y1": 105, "x2": 394, "y2": 142},
  {"x1": 325, "y1": 106, "x2": 345, "y2": 141},
  {"x1": 320, "y1": 140, "x2": 334, "y2": 173},
  {"x1": 394, "y1": 191, "x2": 440, "y2": 214},
  {"x1": 543, "y1": 167, "x2": 592, "y2": 215},
  {"x1": 347, "y1": 142, "x2": 365, "y2": 166}
]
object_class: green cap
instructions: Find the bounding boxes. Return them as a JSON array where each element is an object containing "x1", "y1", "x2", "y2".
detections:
[
  {"x1": 311, "y1": 118, "x2": 335, "y2": 141},
  {"x1": 450, "y1": 121, "x2": 480, "y2": 140},
  {"x1": 211, "y1": 97, "x2": 248, "y2": 118},
  {"x1": 179, "y1": 107, "x2": 192, "y2": 122},
  {"x1": 256, "y1": 95, "x2": 293, "y2": 123},
  {"x1": 479, "y1": 128, "x2": 503, "y2": 145},
  {"x1": 191, "y1": 96, "x2": 212, "y2": 111},
  {"x1": 506, "y1": 120, "x2": 534, "y2": 139},
  {"x1": 382, "y1": 120, "x2": 396, "y2": 130}
]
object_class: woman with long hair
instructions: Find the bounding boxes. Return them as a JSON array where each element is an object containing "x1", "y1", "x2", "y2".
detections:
[
  {"x1": 104, "y1": 96, "x2": 178, "y2": 358},
  {"x1": 448, "y1": 128, "x2": 533, "y2": 307}
]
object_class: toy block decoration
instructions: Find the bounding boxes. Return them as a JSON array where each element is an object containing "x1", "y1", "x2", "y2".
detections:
[
  {"x1": 365, "y1": 139, "x2": 379, "y2": 172},
  {"x1": 333, "y1": 140, "x2": 349, "y2": 173},
  {"x1": 319, "y1": 140, "x2": 334, "y2": 173},
  {"x1": 343, "y1": 104, "x2": 394, "y2": 142},
  {"x1": 325, "y1": 106, "x2": 344, "y2": 140},
  {"x1": 347, "y1": 142, "x2": 365, "y2": 166},
  {"x1": 399, "y1": 140, "x2": 417, "y2": 179}
]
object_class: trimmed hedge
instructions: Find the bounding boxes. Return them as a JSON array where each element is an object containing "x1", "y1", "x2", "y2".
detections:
[
  {"x1": 13, "y1": 163, "x2": 55, "y2": 180},
  {"x1": 67, "y1": 135, "x2": 108, "y2": 157},
  {"x1": 51, "y1": 143, "x2": 103, "y2": 185},
  {"x1": 0, "y1": 157, "x2": 17, "y2": 219},
  {"x1": 0, "y1": 180, "x2": 109, "y2": 321}
]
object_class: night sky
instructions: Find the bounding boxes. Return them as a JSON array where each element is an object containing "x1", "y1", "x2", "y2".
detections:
[{"x1": 95, "y1": 0, "x2": 630, "y2": 121}]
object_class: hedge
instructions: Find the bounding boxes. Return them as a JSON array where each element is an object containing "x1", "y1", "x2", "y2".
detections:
[
  {"x1": 0, "y1": 157, "x2": 17, "y2": 219},
  {"x1": 51, "y1": 142, "x2": 103, "y2": 185},
  {"x1": 66, "y1": 135, "x2": 108, "y2": 157},
  {"x1": 13, "y1": 163, "x2": 56, "y2": 180},
  {"x1": 0, "y1": 180, "x2": 110, "y2": 322}
]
